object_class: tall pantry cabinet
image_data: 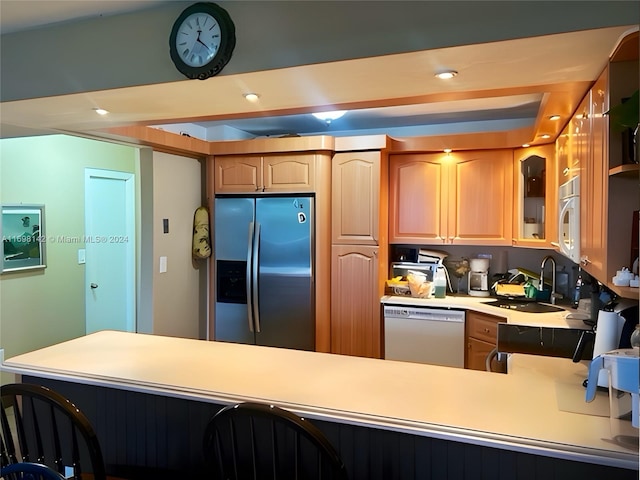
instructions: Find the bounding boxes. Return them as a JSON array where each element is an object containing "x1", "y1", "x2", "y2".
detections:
[
  {"x1": 330, "y1": 151, "x2": 389, "y2": 358},
  {"x1": 578, "y1": 31, "x2": 638, "y2": 300},
  {"x1": 579, "y1": 68, "x2": 607, "y2": 282}
]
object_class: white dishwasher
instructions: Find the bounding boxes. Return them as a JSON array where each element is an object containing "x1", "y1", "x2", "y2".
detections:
[{"x1": 384, "y1": 305, "x2": 465, "y2": 368}]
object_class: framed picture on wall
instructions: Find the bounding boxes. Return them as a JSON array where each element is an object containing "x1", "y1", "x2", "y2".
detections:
[{"x1": 1, "y1": 204, "x2": 46, "y2": 273}]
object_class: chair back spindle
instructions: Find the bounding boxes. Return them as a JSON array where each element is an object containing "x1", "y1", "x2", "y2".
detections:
[
  {"x1": 0, "y1": 383, "x2": 106, "y2": 480},
  {"x1": 203, "y1": 402, "x2": 348, "y2": 480}
]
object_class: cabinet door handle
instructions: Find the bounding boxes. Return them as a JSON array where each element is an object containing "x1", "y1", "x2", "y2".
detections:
[{"x1": 483, "y1": 328, "x2": 491, "y2": 333}]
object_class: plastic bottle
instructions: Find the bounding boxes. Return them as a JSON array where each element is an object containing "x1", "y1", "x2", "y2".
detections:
[
  {"x1": 434, "y1": 266, "x2": 447, "y2": 299},
  {"x1": 631, "y1": 325, "x2": 640, "y2": 350},
  {"x1": 572, "y1": 268, "x2": 583, "y2": 309}
]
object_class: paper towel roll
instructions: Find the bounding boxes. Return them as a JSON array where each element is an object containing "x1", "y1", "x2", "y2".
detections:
[
  {"x1": 593, "y1": 311, "x2": 625, "y2": 357},
  {"x1": 593, "y1": 310, "x2": 625, "y2": 387}
]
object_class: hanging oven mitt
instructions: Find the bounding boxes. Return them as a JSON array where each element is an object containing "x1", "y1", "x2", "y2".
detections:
[{"x1": 192, "y1": 206, "x2": 211, "y2": 259}]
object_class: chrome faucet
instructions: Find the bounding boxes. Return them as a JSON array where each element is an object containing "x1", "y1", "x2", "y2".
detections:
[{"x1": 539, "y1": 255, "x2": 561, "y2": 304}]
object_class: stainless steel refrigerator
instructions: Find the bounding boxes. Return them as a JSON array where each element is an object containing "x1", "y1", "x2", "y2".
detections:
[{"x1": 214, "y1": 195, "x2": 314, "y2": 350}]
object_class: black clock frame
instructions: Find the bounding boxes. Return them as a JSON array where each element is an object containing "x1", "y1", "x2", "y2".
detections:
[{"x1": 169, "y1": 2, "x2": 236, "y2": 80}]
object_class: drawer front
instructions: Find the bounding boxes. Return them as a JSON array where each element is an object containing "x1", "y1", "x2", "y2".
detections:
[{"x1": 466, "y1": 311, "x2": 503, "y2": 344}]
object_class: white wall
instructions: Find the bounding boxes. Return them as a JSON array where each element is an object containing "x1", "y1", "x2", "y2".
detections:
[
  {"x1": 150, "y1": 151, "x2": 204, "y2": 339},
  {"x1": 0, "y1": 137, "x2": 208, "y2": 386},
  {"x1": 0, "y1": 135, "x2": 137, "y2": 383}
]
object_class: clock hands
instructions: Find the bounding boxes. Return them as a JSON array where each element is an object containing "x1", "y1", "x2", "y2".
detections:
[{"x1": 196, "y1": 30, "x2": 211, "y2": 51}]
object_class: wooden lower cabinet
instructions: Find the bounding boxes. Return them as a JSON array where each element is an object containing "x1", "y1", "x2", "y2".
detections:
[
  {"x1": 465, "y1": 310, "x2": 506, "y2": 372},
  {"x1": 330, "y1": 244, "x2": 381, "y2": 358},
  {"x1": 467, "y1": 337, "x2": 496, "y2": 371}
]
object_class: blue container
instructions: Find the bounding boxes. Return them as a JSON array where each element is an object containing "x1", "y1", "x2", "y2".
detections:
[{"x1": 536, "y1": 287, "x2": 551, "y2": 302}]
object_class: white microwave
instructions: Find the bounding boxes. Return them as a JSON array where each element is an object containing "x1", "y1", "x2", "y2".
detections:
[{"x1": 558, "y1": 176, "x2": 580, "y2": 263}]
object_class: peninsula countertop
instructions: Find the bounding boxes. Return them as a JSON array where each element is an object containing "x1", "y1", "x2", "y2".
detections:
[{"x1": 2, "y1": 330, "x2": 637, "y2": 470}]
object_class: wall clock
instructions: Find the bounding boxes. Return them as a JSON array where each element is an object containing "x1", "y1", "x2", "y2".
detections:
[{"x1": 169, "y1": 2, "x2": 236, "y2": 80}]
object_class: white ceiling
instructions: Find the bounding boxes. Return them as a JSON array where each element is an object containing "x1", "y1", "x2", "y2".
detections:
[{"x1": 0, "y1": 2, "x2": 636, "y2": 144}]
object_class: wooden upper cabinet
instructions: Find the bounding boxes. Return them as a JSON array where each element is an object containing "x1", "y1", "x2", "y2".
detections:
[
  {"x1": 390, "y1": 151, "x2": 513, "y2": 245},
  {"x1": 449, "y1": 150, "x2": 513, "y2": 245},
  {"x1": 263, "y1": 154, "x2": 315, "y2": 192},
  {"x1": 512, "y1": 144, "x2": 557, "y2": 248},
  {"x1": 214, "y1": 154, "x2": 315, "y2": 193},
  {"x1": 332, "y1": 151, "x2": 381, "y2": 244},
  {"x1": 214, "y1": 156, "x2": 262, "y2": 193},
  {"x1": 389, "y1": 154, "x2": 446, "y2": 243}
]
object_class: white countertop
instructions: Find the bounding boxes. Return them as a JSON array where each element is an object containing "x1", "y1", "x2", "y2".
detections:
[
  {"x1": 381, "y1": 294, "x2": 591, "y2": 329},
  {"x1": 2, "y1": 330, "x2": 638, "y2": 470}
]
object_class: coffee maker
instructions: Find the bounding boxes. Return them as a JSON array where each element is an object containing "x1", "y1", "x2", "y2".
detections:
[{"x1": 468, "y1": 258, "x2": 490, "y2": 297}]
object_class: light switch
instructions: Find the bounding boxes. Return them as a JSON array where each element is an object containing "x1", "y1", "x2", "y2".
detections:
[
  {"x1": 78, "y1": 249, "x2": 86, "y2": 264},
  {"x1": 159, "y1": 256, "x2": 167, "y2": 273}
]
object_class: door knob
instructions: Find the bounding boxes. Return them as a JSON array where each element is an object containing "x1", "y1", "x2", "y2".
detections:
[{"x1": 90, "y1": 283, "x2": 98, "y2": 289}]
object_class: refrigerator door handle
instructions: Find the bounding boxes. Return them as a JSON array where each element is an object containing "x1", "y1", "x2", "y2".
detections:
[
  {"x1": 246, "y1": 222, "x2": 255, "y2": 333},
  {"x1": 252, "y1": 222, "x2": 261, "y2": 332}
]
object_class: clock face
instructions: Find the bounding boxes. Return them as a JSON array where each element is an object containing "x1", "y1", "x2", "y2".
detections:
[
  {"x1": 169, "y1": 2, "x2": 235, "y2": 80},
  {"x1": 175, "y1": 12, "x2": 221, "y2": 68}
]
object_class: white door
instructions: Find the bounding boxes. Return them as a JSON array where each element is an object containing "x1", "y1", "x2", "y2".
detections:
[{"x1": 85, "y1": 169, "x2": 135, "y2": 334}]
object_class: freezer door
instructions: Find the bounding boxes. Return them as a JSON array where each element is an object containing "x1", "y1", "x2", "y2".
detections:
[
  {"x1": 214, "y1": 197, "x2": 256, "y2": 345},
  {"x1": 255, "y1": 197, "x2": 314, "y2": 350}
]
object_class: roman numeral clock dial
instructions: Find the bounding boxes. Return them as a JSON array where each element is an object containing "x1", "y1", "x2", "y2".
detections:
[{"x1": 169, "y1": 2, "x2": 236, "y2": 80}]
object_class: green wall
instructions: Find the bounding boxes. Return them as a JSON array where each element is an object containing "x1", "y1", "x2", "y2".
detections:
[{"x1": 0, "y1": 134, "x2": 137, "y2": 382}]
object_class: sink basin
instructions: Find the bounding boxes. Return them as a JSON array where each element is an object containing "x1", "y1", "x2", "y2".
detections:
[{"x1": 484, "y1": 299, "x2": 565, "y2": 314}]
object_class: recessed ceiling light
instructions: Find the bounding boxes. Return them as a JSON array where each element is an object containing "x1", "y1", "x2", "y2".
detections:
[
  {"x1": 549, "y1": 115, "x2": 561, "y2": 121},
  {"x1": 312, "y1": 110, "x2": 347, "y2": 124},
  {"x1": 243, "y1": 93, "x2": 260, "y2": 102},
  {"x1": 522, "y1": 143, "x2": 530, "y2": 148},
  {"x1": 443, "y1": 148, "x2": 452, "y2": 153},
  {"x1": 434, "y1": 70, "x2": 458, "y2": 80},
  {"x1": 539, "y1": 134, "x2": 551, "y2": 139},
  {"x1": 93, "y1": 108, "x2": 109, "y2": 115}
]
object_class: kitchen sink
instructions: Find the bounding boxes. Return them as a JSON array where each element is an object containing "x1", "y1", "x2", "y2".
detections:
[{"x1": 484, "y1": 299, "x2": 565, "y2": 314}]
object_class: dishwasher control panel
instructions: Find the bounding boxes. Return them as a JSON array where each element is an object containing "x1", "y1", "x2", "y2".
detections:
[{"x1": 383, "y1": 305, "x2": 465, "y2": 323}]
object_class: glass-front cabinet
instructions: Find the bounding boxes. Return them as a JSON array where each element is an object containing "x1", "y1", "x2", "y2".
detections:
[{"x1": 512, "y1": 144, "x2": 557, "y2": 248}]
